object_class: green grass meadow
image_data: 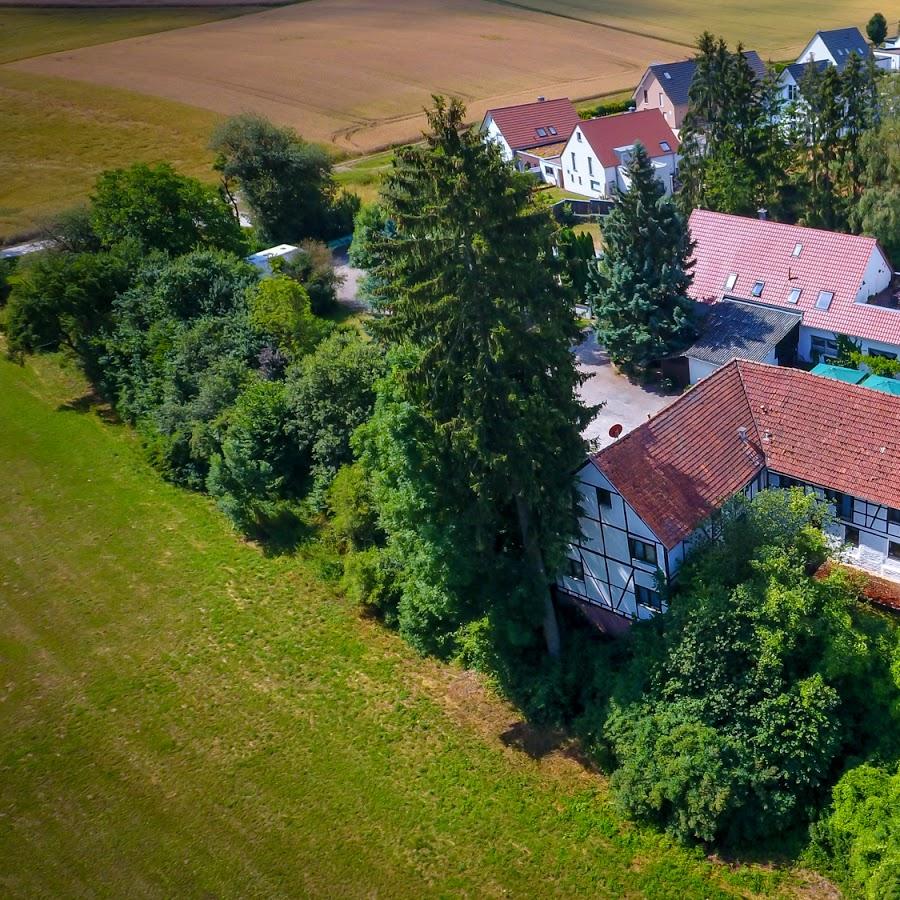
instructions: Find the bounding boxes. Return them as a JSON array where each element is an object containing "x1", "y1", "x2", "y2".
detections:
[{"x1": 0, "y1": 351, "x2": 819, "y2": 896}]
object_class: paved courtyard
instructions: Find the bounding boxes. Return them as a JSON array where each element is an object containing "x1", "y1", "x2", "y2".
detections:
[{"x1": 575, "y1": 331, "x2": 674, "y2": 450}]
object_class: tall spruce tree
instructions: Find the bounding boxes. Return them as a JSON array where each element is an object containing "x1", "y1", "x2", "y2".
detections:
[
  {"x1": 677, "y1": 34, "x2": 786, "y2": 216},
  {"x1": 364, "y1": 97, "x2": 592, "y2": 657},
  {"x1": 589, "y1": 143, "x2": 695, "y2": 374}
]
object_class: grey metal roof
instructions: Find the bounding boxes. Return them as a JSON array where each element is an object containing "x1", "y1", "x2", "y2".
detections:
[
  {"x1": 684, "y1": 299, "x2": 800, "y2": 365},
  {"x1": 812, "y1": 27, "x2": 871, "y2": 70},
  {"x1": 647, "y1": 51, "x2": 767, "y2": 107}
]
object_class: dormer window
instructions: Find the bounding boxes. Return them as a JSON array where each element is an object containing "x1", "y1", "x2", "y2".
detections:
[
  {"x1": 792, "y1": 243, "x2": 803, "y2": 256},
  {"x1": 751, "y1": 281, "x2": 765, "y2": 297},
  {"x1": 660, "y1": 140, "x2": 671, "y2": 151},
  {"x1": 815, "y1": 290, "x2": 834, "y2": 310},
  {"x1": 536, "y1": 127, "x2": 547, "y2": 137},
  {"x1": 724, "y1": 273, "x2": 738, "y2": 290},
  {"x1": 787, "y1": 288, "x2": 802, "y2": 303}
]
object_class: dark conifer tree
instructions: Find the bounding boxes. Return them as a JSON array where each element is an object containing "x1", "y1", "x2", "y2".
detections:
[{"x1": 589, "y1": 143, "x2": 695, "y2": 374}]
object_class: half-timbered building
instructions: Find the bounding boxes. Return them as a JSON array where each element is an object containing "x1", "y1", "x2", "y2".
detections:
[{"x1": 558, "y1": 361, "x2": 900, "y2": 624}]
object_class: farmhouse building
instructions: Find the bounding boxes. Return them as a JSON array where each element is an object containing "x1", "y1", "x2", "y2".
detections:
[
  {"x1": 632, "y1": 51, "x2": 766, "y2": 131},
  {"x1": 480, "y1": 98, "x2": 580, "y2": 185},
  {"x1": 558, "y1": 361, "x2": 900, "y2": 626},
  {"x1": 686, "y1": 210, "x2": 898, "y2": 373},
  {"x1": 560, "y1": 109, "x2": 679, "y2": 198}
]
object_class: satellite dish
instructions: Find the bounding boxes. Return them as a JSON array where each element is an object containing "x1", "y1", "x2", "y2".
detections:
[{"x1": 608, "y1": 423, "x2": 623, "y2": 438}]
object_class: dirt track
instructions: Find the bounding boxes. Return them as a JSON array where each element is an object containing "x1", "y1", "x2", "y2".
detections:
[{"x1": 9, "y1": 0, "x2": 687, "y2": 153}]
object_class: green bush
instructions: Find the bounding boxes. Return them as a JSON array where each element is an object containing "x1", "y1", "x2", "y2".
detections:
[{"x1": 812, "y1": 764, "x2": 900, "y2": 898}]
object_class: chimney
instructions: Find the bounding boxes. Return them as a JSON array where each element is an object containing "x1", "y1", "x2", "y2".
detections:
[
  {"x1": 537, "y1": 96, "x2": 546, "y2": 102},
  {"x1": 737, "y1": 426, "x2": 748, "y2": 442},
  {"x1": 757, "y1": 207, "x2": 768, "y2": 221},
  {"x1": 763, "y1": 429, "x2": 772, "y2": 443}
]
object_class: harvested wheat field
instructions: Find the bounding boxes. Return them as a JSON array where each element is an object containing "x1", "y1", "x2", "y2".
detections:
[{"x1": 9, "y1": 0, "x2": 687, "y2": 154}]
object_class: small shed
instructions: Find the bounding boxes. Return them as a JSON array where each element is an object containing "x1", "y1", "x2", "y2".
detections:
[
  {"x1": 246, "y1": 244, "x2": 300, "y2": 275},
  {"x1": 681, "y1": 299, "x2": 800, "y2": 384}
]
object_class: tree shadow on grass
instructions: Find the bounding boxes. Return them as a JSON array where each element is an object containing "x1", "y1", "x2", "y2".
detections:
[
  {"x1": 253, "y1": 507, "x2": 317, "y2": 558},
  {"x1": 57, "y1": 390, "x2": 120, "y2": 425},
  {"x1": 500, "y1": 721, "x2": 601, "y2": 773}
]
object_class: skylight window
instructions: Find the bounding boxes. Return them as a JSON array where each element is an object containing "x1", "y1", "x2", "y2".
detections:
[
  {"x1": 751, "y1": 281, "x2": 765, "y2": 297},
  {"x1": 787, "y1": 288, "x2": 802, "y2": 303},
  {"x1": 660, "y1": 140, "x2": 671, "y2": 151},
  {"x1": 815, "y1": 290, "x2": 835, "y2": 310},
  {"x1": 724, "y1": 273, "x2": 738, "y2": 290},
  {"x1": 548, "y1": 126, "x2": 557, "y2": 135},
  {"x1": 792, "y1": 243, "x2": 803, "y2": 257},
  {"x1": 536, "y1": 127, "x2": 547, "y2": 137},
  {"x1": 663, "y1": 71, "x2": 672, "y2": 79}
]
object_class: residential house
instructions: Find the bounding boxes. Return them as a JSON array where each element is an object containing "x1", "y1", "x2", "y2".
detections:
[
  {"x1": 558, "y1": 361, "x2": 900, "y2": 627},
  {"x1": 794, "y1": 26, "x2": 871, "y2": 70},
  {"x1": 480, "y1": 97, "x2": 581, "y2": 186},
  {"x1": 560, "y1": 109, "x2": 679, "y2": 199},
  {"x1": 632, "y1": 52, "x2": 766, "y2": 131},
  {"x1": 777, "y1": 59, "x2": 828, "y2": 106},
  {"x1": 687, "y1": 210, "x2": 898, "y2": 369}
]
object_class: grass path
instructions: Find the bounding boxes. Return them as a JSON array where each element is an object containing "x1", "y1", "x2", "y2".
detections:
[{"x1": 0, "y1": 353, "x2": 812, "y2": 897}]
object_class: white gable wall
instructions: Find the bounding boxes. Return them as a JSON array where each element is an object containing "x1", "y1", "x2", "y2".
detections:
[
  {"x1": 561, "y1": 126, "x2": 612, "y2": 198},
  {"x1": 856, "y1": 246, "x2": 893, "y2": 302},
  {"x1": 797, "y1": 34, "x2": 839, "y2": 66},
  {"x1": 482, "y1": 116, "x2": 514, "y2": 162}
]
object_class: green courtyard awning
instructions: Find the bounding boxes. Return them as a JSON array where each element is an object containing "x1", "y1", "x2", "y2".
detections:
[{"x1": 810, "y1": 363, "x2": 867, "y2": 384}]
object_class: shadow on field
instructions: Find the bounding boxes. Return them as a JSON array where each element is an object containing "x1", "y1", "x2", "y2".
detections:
[
  {"x1": 500, "y1": 721, "x2": 600, "y2": 772},
  {"x1": 57, "y1": 390, "x2": 120, "y2": 424}
]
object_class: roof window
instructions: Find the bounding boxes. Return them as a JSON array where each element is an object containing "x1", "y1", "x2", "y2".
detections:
[
  {"x1": 787, "y1": 288, "x2": 802, "y2": 303},
  {"x1": 536, "y1": 127, "x2": 547, "y2": 137},
  {"x1": 660, "y1": 140, "x2": 671, "y2": 151},
  {"x1": 792, "y1": 243, "x2": 803, "y2": 256},
  {"x1": 751, "y1": 281, "x2": 765, "y2": 297},
  {"x1": 724, "y1": 273, "x2": 738, "y2": 290},
  {"x1": 815, "y1": 290, "x2": 834, "y2": 310},
  {"x1": 548, "y1": 126, "x2": 557, "y2": 135},
  {"x1": 663, "y1": 71, "x2": 672, "y2": 79}
]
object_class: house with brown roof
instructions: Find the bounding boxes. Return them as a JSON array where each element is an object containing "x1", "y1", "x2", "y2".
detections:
[
  {"x1": 558, "y1": 361, "x2": 900, "y2": 625},
  {"x1": 480, "y1": 97, "x2": 580, "y2": 186},
  {"x1": 687, "y1": 210, "x2": 898, "y2": 373},
  {"x1": 559, "y1": 109, "x2": 679, "y2": 199}
]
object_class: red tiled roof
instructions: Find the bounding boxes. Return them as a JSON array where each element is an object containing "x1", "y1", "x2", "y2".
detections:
[
  {"x1": 592, "y1": 361, "x2": 900, "y2": 548},
  {"x1": 688, "y1": 210, "x2": 899, "y2": 347},
  {"x1": 575, "y1": 109, "x2": 679, "y2": 168},
  {"x1": 483, "y1": 98, "x2": 580, "y2": 152}
]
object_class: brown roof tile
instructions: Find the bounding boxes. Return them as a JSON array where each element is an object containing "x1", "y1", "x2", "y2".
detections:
[{"x1": 483, "y1": 98, "x2": 580, "y2": 152}]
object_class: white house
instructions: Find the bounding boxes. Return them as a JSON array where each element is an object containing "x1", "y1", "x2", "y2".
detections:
[
  {"x1": 795, "y1": 26, "x2": 871, "y2": 70},
  {"x1": 687, "y1": 210, "x2": 899, "y2": 366},
  {"x1": 558, "y1": 361, "x2": 900, "y2": 627},
  {"x1": 480, "y1": 98, "x2": 581, "y2": 186},
  {"x1": 560, "y1": 109, "x2": 679, "y2": 199},
  {"x1": 246, "y1": 244, "x2": 299, "y2": 275}
]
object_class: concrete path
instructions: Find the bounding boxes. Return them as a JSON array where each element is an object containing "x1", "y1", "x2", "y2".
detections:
[{"x1": 575, "y1": 331, "x2": 674, "y2": 450}]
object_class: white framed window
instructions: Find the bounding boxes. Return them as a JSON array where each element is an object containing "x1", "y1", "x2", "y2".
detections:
[
  {"x1": 571, "y1": 151, "x2": 577, "y2": 170},
  {"x1": 629, "y1": 537, "x2": 657, "y2": 566},
  {"x1": 787, "y1": 288, "x2": 802, "y2": 303},
  {"x1": 724, "y1": 273, "x2": 738, "y2": 290},
  {"x1": 587, "y1": 156, "x2": 593, "y2": 175},
  {"x1": 751, "y1": 281, "x2": 765, "y2": 297},
  {"x1": 792, "y1": 243, "x2": 803, "y2": 256},
  {"x1": 636, "y1": 584, "x2": 663, "y2": 612},
  {"x1": 815, "y1": 290, "x2": 834, "y2": 310},
  {"x1": 660, "y1": 140, "x2": 671, "y2": 152}
]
